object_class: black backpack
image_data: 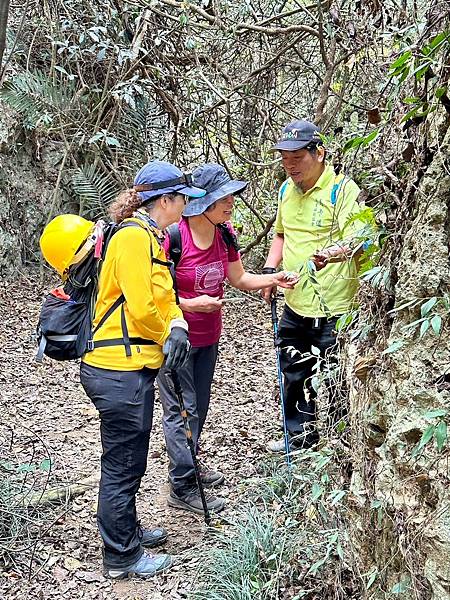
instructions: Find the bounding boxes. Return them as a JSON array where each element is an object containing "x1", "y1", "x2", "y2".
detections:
[
  {"x1": 36, "y1": 220, "x2": 160, "y2": 362},
  {"x1": 167, "y1": 222, "x2": 239, "y2": 268}
]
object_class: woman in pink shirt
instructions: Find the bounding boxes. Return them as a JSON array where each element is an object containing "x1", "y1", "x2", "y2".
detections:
[{"x1": 157, "y1": 164, "x2": 295, "y2": 514}]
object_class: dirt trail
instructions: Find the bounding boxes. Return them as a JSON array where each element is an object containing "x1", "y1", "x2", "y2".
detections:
[{"x1": 0, "y1": 279, "x2": 280, "y2": 599}]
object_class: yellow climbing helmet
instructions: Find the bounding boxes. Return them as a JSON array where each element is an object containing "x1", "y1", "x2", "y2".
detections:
[{"x1": 40, "y1": 214, "x2": 94, "y2": 277}]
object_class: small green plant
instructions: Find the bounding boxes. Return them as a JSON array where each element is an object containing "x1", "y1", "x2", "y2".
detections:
[{"x1": 412, "y1": 409, "x2": 448, "y2": 456}]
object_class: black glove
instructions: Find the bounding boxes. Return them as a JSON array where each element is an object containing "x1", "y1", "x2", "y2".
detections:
[{"x1": 163, "y1": 327, "x2": 191, "y2": 370}]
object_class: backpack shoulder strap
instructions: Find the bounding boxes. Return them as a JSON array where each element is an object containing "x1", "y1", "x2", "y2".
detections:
[
  {"x1": 330, "y1": 173, "x2": 346, "y2": 206},
  {"x1": 279, "y1": 179, "x2": 290, "y2": 202},
  {"x1": 167, "y1": 223, "x2": 182, "y2": 268}
]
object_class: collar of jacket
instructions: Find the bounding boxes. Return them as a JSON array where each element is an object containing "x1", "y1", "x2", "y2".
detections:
[{"x1": 131, "y1": 210, "x2": 164, "y2": 245}]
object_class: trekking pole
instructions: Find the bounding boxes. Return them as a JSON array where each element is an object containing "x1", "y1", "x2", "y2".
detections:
[
  {"x1": 168, "y1": 370, "x2": 211, "y2": 525},
  {"x1": 270, "y1": 295, "x2": 292, "y2": 468}
]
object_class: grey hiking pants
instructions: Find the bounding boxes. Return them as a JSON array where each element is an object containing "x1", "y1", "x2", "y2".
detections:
[{"x1": 157, "y1": 343, "x2": 218, "y2": 493}]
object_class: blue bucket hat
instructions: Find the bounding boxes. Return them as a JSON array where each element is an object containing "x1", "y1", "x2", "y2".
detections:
[
  {"x1": 134, "y1": 160, "x2": 206, "y2": 203},
  {"x1": 272, "y1": 119, "x2": 322, "y2": 152},
  {"x1": 183, "y1": 163, "x2": 248, "y2": 217}
]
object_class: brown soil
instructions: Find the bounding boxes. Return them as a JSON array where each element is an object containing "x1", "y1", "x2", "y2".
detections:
[{"x1": 0, "y1": 278, "x2": 280, "y2": 599}]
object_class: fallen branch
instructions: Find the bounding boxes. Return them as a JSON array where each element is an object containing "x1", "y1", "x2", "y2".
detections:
[{"x1": 24, "y1": 474, "x2": 99, "y2": 507}]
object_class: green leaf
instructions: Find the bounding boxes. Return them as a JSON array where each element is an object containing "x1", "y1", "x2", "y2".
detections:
[
  {"x1": 391, "y1": 577, "x2": 411, "y2": 593},
  {"x1": 361, "y1": 266, "x2": 382, "y2": 281},
  {"x1": 402, "y1": 317, "x2": 426, "y2": 331},
  {"x1": 403, "y1": 96, "x2": 421, "y2": 104},
  {"x1": 423, "y1": 409, "x2": 448, "y2": 419},
  {"x1": 389, "y1": 50, "x2": 412, "y2": 70},
  {"x1": 311, "y1": 375, "x2": 320, "y2": 392},
  {"x1": 435, "y1": 421, "x2": 447, "y2": 452},
  {"x1": 419, "y1": 319, "x2": 430, "y2": 338},
  {"x1": 18, "y1": 463, "x2": 35, "y2": 473},
  {"x1": 364, "y1": 129, "x2": 379, "y2": 144},
  {"x1": 39, "y1": 458, "x2": 51, "y2": 471},
  {"x1": 329, "y1": 490, "x2": 346, "y2": 506},
  {"x1": 421, "y1": 297, "x2": 437, "y2": 317},
  {"x1": 311, "y1": 483, "x2": 324, "y2": 502},
  {"x1": 311, "y1": 345, "x2": 320, "y2": 356},
  {"x1": 427, "y1": 31, "x2": 448, "y2": 51},
  {"x1": 343, "y1": 136, "x2": 364, "y2": 153},
  {"x1": 435, "y1": 87, "x2": 447, "y2": 99},
  {"x1": 336, "y1": 312, "x2": 354, "y2": 331},
  {"x1": 367, "y1": 568, "x2": 378, "y2": 590},
  {"x1": 382, "y1": 340, "x2": 404, "y2": 354},
  {"x1": 414, "y1": 425, "x2": 435, "y2": 454},
  {"x1": 401, "y1": 106, "x2": 420, "y2": 123},
  {"x1": 308, "y1": 556, "x2": 327, "y2": 575},
  {"x1": 431, "y1": 315, "x2": 442, "y2": 335}
]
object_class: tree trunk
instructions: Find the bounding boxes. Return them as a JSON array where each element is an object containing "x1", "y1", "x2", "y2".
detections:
[{"x1": 0, "y1": 0, "x2": 10, "y2": 68}]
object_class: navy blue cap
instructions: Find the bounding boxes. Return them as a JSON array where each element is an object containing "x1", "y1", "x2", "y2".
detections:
[
  {"x1": 134, "y1": 160, "x2": 206, "y2": 203},
  {"x1": 183, "y1": 163, "x2": 248, "y2": 217},
  {"x1": 272, "y1": 120, "x2": 322, "y2": 151}
]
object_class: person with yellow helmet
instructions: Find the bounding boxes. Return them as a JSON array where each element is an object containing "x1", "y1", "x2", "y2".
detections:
[{"x1": 79, "y1": 160, "x2": 205, "y2": 580}]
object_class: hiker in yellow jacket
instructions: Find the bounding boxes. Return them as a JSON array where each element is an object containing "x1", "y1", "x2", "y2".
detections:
[
  {"x1": 262, "y1": 120, "x2": 366, "y2": 452},
  {"x1": 80, "y1": 161, "x2": 205, "y2": 579}
]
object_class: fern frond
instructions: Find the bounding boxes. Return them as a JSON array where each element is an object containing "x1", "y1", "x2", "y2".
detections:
[
  {"x1": 117, "y1": 96, "x2": 164, "y2": 161},
  {"x1": 0, "y1": 71, "x2": 78, "y2": 129},
  {"x1": 72, "y1": 164, "x2": 120, "y2": 220}
]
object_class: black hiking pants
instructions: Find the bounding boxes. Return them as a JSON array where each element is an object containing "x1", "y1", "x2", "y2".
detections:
[
  {"x1": 80, "y1": 363, "x2": 158, "y2": 569},
  {"x1": 278, "y1": 305, "x2": 339, "y2": 442}
]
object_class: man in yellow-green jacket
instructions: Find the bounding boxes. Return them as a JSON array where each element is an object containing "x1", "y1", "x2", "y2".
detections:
[{"x1": 262, "y1": 120, "x2": 366, "y2": 451}]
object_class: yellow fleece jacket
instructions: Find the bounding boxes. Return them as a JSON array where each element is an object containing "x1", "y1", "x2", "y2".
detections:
[{"x1": 82, "y1": 218, "x2": 182, "y2": 371}]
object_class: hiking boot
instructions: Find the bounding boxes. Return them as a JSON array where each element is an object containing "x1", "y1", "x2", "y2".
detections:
[
  {"x1": 105, "y1": 551, "x2": 173, "y2": 579},
  {"x1": 291, "y1": 424, "x2": 319, "y2": 450},
  {"x1": 198, "y1": 461, "x2": 225, "y2": 487},
  {"x1": 168, "y1": 486, "x2": 225, "y2": 515},
  {"x1": 267, "y1": 429, "x2": 319, "y2": 453},
  {"x1": 138, "y1": 525, "x2": 168, "y2": 548}
]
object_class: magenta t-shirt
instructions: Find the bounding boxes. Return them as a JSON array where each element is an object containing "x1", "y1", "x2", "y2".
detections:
[{"x1": 164, "y1": 218, "x2": 240, "y2": 347}]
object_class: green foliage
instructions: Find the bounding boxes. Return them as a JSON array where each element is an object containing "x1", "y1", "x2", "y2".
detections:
[
  {"x1": 71, "y1": 164, "x2": 121, "y2": 218},
  {"x1": 0, "y1": 70, "x2": 78, "y2": 129},
  {"x1": 192, "y1": 446, "x2": 362, "y2": 599},
  {"x1": 342, "y1": 129, "x2": 380, "y2": 154},
  {"x1": 412, "y1": 410, "x2": 448, "y2": 457}
]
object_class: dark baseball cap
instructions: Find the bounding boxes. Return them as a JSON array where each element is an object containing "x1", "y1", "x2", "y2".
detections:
[
  {"x1": 272, "y1": 119, "x2": 322, "y2": 152},
  {"x1": 133, "y1": 160, "x2": 206, "y2": 202},
  {"x1": 183, "y1": 163, "x2": 248, "y2": 217}
]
